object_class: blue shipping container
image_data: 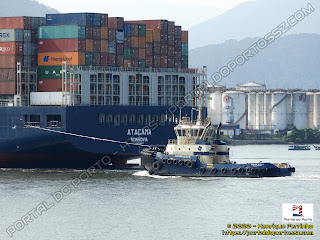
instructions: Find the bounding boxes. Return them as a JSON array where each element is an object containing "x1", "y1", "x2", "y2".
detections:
[
  {"x1": 92, "y1": 13, "x2": 101, "y2": 26},
  {"x1": 46, "y1": 13, "x2": 94, "y2": 26},
  {"x1": 116, "y1": 31, "x2": 124, "y2": 43},
  {"x1": 124, "y1": 23, "x2": 131, "y2": 36},
  {"x1": 108, "y1": 41, "x2": 116, "y2": 54}
]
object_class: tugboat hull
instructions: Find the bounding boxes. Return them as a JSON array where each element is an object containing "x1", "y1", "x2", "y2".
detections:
[{"x1": 141, "y1": 153, "x2": 295, "y2": 178}]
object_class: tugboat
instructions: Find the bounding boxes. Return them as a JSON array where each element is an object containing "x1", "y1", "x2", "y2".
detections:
[
  {"x1": 288, "y1": 145, "x2": 311, "y2": 150},
  {"x1": 141, "y1": 83, "x2": 295, "y2": 178}
]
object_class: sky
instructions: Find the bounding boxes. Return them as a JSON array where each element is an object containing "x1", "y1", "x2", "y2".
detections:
[{"x1": 35, "y1": 0, "x2": 254, "y2": 29}]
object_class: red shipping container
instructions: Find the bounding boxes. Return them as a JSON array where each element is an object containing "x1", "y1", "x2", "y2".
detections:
[
  {"x1": 0, "y1": 55, "x2": 23, "y2": 68},
  {"x1": 38, "y1": 39, "x2": 86, "y2": 53},
  {"x1": 108, "y1": 17, "x2": 124, "y2": 31},
  {"x1": 0, "y1": 42, "x2": 23, "y2": 56},
  {"x1": 0, "y1": 16, "x2": 31, "y2": 30},
  {"x1": 101, "y1": 27, "x2": 108, "y2": 40},
  {"x1": 138, "y1": 37, "x2": 146, "y2": 48},
  {"x1": 181, "y1": 31, "x2": 188, "y2": 43},
  {"x1": 0, "y1": 81, "x2": 15, "y2": 94},
  {"x1": 160, "y1": 55, "x2": 168, "y2": 68},
  {"x1": 126, "y1": 20, "x2": 167, "y2": 32},
  {"x1": 146, "y1": 42, "x2": 153, "y2": 56},
  {"x1": 131, "y1": 37, "x2": 139, "y2": 48},
  {"x1": 124, "y1": 59, "x2": 131, "y2": 68},
  {"x1": 100, "y1": 53, "x2": 108, "y2": 66},
  {"x1": 38, "y1": 79, "x2": 62, "y2": 92},
  {"x1": 146, "y1": 56, "x2": 153, "y2": 68},
  {"x1": 0, "y1": 69, "x2": 16, "y2": 81}
]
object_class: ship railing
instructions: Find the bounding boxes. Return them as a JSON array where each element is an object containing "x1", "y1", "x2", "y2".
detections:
[
  {"x1": 72, "y1": 66, "x2": 203, "y2": 75},
  {"x1": 24, "y1": 122, "x2": 40, "y2": 127},
  {"x1": 46, "y1": 121, "x2": 62, "y2": 128}
]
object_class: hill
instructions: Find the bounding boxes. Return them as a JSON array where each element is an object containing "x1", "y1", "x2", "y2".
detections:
[
  {"x1": 189, "y1": 33, "x2": 320, "y2": 89},
  {"x1": 189, "y1": 0, "x2": 320, "y2": 49},
  {"x1": 1, "y1": 0, "x2": 58, "y2": 17}
]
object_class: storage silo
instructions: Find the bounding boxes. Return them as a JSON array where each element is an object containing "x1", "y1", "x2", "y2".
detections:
[
  {"x1": 271, "y1": 92, "x2": 287, "y2": 130},
  {"x1": 313, "y1": 93, "x2": 320, "y2": 130},
  {"x1": 264, "y1": 92, "x2": 272, "y2": 130},
  {"x1": 306, "y1": 92, "x2": 314, "y2": 129},
  {"x1": 292, "y1": 92, "x2": 307, "y2": 130},
  {"x1": 222, "y1": 91, "x2": 246, "y2": 129},
  {"x1": 247, "y1": 93, "x2": 256, "y2": 130},
  {"x1": 207, "y1": 92, "x2": 222, "y2": 125},
  {"x1": 255, "y1": 92, "x2": 264, "y2": 130}
]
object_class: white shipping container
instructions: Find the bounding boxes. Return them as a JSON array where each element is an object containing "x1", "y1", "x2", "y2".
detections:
[
  {"x1": 30, "y1": 92, "x2": 71, "y2": 106},
  {"x1": 0, "y1": 29, "x2": 23, "y2": 42}
]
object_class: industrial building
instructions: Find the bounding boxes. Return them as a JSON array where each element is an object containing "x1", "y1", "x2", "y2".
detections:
[{"x1": 207, "y1": 82, "x2": 320, "y2": 132}]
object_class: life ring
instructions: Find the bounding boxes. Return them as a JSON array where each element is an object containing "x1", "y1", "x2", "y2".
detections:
[
  {"x1": 184, "y1": 160, "x2": 189, "y2": 165},
  {"x1": 211, "y1": 168, "x2": 217, "y2": 173},
  {"x1": 173, "y1": 159, "x2": 178, "y2": 165},
  {"x1": 222, "y1": 168, "x2": 227, "y2": 173},
  {"x1": 178, "y1": 160, "x2": 184, "y2": 165},
  {"x1": 167, "y1": 159, "x2": 172, "y2": 165},
  {"x1": 152, "y1": 161, "x2": 161, "y2": 171},
  {"x1": 162, "y1": 159, "x2": 167, "y2": 164},
  {"x1": 200, "y1": 167, "x2": 206, "y2": 174},
  {"x1": 231, "y1": 168, "x2": 237, "y2": 173}
]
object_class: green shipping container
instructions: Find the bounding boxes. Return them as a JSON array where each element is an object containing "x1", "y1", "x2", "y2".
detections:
[
  {"x1": 38, "y1": 66, "x2": 78, "y2": 79},
  {"x1": 182, "y1": 43, "x2": 188, "y2": 56},
  {"x1": 38, "y1": 25, "x2": 86, "y2": 40},
  {"x1": 138, "y1": 59, "x2": 146, "y2": 68},
  {"x1": 138, "y1": 24, "x2": 146, "y2": 37},
  {"x1": 124, "y1": 47, "x2": 131, "y2": 59},
  {"x1": 85, "y1": 52, "x2": 93, "y2": 65},
  {"x1": 182, "y1": 56, "x2": 188, "y2": 69}
]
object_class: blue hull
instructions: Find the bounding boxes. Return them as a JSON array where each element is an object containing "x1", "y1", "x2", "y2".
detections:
[
  {"x1": 141, "y1": 154, "x2": 295, "y2": 178},
  {"x1": 0, "y1": 105, "x2": 192, "y2": 168}
]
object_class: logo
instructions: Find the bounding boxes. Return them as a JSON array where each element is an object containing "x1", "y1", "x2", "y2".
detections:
[
  {"x1": 198, "y1": 146, "x2": 202, "y2": 151},
  {"x1": 283, "y1": 204, "x2": 313, "y2": 222},
  {"x1": 293, "y1": 205, "x2": 303, "y2": 216},
  {"x1": 223, "y1": 96, "x2": 232, "y2": 103},
  {"x1": 43, "y1": 56, "x2": 49, "y2": 62}
]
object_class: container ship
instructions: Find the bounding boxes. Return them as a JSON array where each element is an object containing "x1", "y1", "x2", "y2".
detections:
[{"x1": 0, "y1": 13, "x2": 204, "y2": 168}]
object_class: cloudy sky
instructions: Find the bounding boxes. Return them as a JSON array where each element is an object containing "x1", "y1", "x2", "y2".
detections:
[{"x1": 35, "y1": 0, "x2": 254, "y2": 29}]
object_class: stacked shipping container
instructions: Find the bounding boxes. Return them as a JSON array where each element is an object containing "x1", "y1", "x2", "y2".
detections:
[
  {"x1": 38, "y1": 13, "x2": 109, "y2": 91},
  {"x1": 125, "y1": 20, "x2": 188, "y2": 69},
  {"x1": 0, "y1": 17, "x2": 44, "y2": 95}
]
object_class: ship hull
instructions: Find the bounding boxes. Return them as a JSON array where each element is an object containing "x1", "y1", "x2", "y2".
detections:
[{"x1": 0, "y1": 105, "x2": 192, "y2": 168}]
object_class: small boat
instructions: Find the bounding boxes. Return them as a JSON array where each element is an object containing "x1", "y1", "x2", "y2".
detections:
[
  {"x1": 313, "y1": 145, "x2": 320, "y2": 150},
  {"x1": 288, "y1": 145, "x2": 311, "y2": 150}
]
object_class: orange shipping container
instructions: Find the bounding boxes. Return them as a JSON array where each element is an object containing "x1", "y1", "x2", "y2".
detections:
[
  {"x1": 124, "y1": 59, "x2": 132, "y2": 68},
  {"x1": 153, "y1": 29, "x2": 161, "y2": 42},
  {"x1": 101, "y1": 27, "x2": 108, "y2": 40},
  {"x1": 181, "y1": 31, "x2": 188, "y2": 43},
  {"x1": 86, "y1": 39, "x2": 93, "y2": 52},
  {"x1": 138, "y1": 37, "x2": 146, "y2": 48},
  {"x1": 0, "y1": 55, "x2": 23, "y2": 68},
  {"x1": 131, "y1": 37, "x2": 139, "y2": 48},
  {"x1": 0, "y1": 42, "x2": 23, "y2": 56},
  {"x1": 0, "y1": 17, "x2": 31, "y2": 29},
  {"x1": 146, "y1": 30, "x2": 153, "y2": 43},
  {"x1": 0, "y1": 81, "x2": 15, "y2": 95},
  {"x1": 38, "y1": 79, "x2": 79, "y2": 92},
  {"x1": 101, "y1": 40, "x2": 109, "y2": 53},
  {"x1": 38, "y1": 52, "x2": 85, "y2": 66},
  {"x1": 139, "y1": 48, "x2": 146, "y2": 59}
]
